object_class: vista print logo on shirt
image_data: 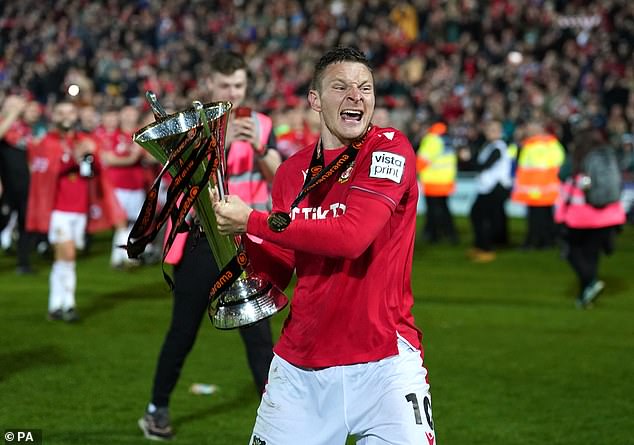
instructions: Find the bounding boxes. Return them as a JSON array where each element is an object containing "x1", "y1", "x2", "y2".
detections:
[{"x1": 369, "y1": 151, "x2": 405, "y2": 183}]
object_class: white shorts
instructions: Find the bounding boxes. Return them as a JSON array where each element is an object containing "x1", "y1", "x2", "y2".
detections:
[
  {"x1": 48, "y1": 210, "x2": 87, "y2": 249},
  {"x1": 249, "y1": 337, "x2": 436, "y2": 445},
  {"x1": 114, "y1": 188, "x2": 146, "y2": 222}
]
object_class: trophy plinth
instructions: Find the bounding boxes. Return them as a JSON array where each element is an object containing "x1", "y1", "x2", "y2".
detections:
[
  {"x1": 130, "y1": 92, "x2": 288, "y2": 329},
  {"x1": 210, "y1": 275, "x2": 288, "y2": 329}
]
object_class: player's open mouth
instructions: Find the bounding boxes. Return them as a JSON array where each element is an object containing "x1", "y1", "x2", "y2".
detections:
[{"x1": 340, "y1": 110, "x2": 363, "y2": 122}]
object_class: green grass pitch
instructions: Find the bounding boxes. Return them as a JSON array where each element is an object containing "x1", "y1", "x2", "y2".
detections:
[{"x1": 1, "y1": 218, "x2": 633, "y2": 444}]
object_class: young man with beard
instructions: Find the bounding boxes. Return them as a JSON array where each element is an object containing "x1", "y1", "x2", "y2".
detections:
[
  {"x1": 26, "y1": 100, "x2": 124, "y2": 322},
  {"x1": 214, "y1": 47, "x2": 436, "y2": 445},
  {"x1": 138, "y1": 50, "x2": 282, "y2": 441}
]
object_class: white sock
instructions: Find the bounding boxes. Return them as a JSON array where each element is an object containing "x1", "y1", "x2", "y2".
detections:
[
  {"x1": 48, "y1": 261, "x2": 64, "y2": 312},
  {"x1": 58, "y1": 260, "x2": 76, "y2": 310},
  {"x1": 1, "y1": 211, "x2": 18, "y2": 249},
  {"x1": 111, "y1": 227, "x2": 130, "y2": 266}
]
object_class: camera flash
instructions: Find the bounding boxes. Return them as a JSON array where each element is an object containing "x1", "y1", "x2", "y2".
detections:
[
  {"x1": 507, "y1": 51, "x2": 523, "y2": 65},
  {"x1": 68, "y1": 84, "x2": 80, "y2": 96}
]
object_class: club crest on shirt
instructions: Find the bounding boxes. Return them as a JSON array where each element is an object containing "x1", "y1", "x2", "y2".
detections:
[
  {"x1": 369, "y1": 151, "x2": 405, "y2": 183},
  {"x1": 338, "y1": 161, "x2": 355, "y2": 183}
]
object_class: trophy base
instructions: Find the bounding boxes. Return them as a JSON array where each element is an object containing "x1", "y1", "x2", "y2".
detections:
[{"x1": 208, "y1": 275, "x2": 288, "y2": 330}]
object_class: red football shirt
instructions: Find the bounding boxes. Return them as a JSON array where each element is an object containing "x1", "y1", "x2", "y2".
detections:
[
  {"x1": 248, "y1": 126, "x2": 423, "y2": 368},
  {"x1": 96, "y1": 127, "x2": 146, "y2": 190},
  {"x1": 51, "y1": 134, "x2": 90, "y2": 214}
]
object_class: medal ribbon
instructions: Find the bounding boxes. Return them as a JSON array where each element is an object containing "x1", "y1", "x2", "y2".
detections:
[
  {"x1": 125, "y1": 125, "x2": 222, "y2": 288},
  {"x1": 267, "y1": 126, "x2": 372, "y2": 233},
  {"x1": 291, "y1": 125, "x2": 373, "y2": 211},
  {"x1": 208, "y1": 248, "x2": 249, "y2": 303}
]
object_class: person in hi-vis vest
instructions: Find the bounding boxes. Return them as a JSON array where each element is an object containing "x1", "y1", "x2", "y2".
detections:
[
  {"x1": 416, "y1": 122, "x2": 458, "y2": 243},
  {"x1": 138, "y1": 50, "x2": 282, "y2": 441},
  {"x1": 511, "y1": 121, "x2": 565, "y2": 249}
]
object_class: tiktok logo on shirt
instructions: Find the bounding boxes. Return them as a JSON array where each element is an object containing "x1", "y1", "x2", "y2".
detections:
[{"x1": 291, "y1": 203, "x2": 346, "y2": 220}]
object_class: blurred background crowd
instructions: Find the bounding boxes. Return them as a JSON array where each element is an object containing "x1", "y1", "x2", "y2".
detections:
[
  {"x1": 2, "y1": 0, "x2": 633, "y2": 147},
  {"x1": 1, "y1": 0, "x2": 633, "y2": 268}
]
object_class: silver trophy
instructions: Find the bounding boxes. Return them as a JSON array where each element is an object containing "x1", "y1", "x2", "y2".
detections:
[{"x1": 131, "y1": 92, "x2": 288, "y2": 329}]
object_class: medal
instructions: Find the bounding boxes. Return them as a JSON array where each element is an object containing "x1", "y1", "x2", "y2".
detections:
[
  {"x1": 270, "y1": 127, "x2": 372, "y2": 233},
  {"x1": 267, "y1": 211, "x2": 292, "y2": 232}
]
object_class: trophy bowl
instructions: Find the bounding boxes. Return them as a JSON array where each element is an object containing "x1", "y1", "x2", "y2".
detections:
[{"x1": 130, "y1": 93, "x2": 288, "y2": 329}]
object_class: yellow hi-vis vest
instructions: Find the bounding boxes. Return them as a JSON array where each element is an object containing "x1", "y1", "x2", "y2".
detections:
[
  {"x1": 511, "y1": 134, "x2": 565, "y2": 206},
  {"x1": 416, "y1": 133, "x2": 457, "y2": 197}
]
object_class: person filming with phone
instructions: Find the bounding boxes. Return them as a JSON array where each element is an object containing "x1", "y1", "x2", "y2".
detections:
[{"x1": 138, "y1": 50, "x2": 282, "y2": 441}]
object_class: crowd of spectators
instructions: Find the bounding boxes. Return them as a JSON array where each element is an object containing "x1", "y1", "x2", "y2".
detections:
[{"x1": 0, "y1": 1, "x2": 632, "y2": 153}]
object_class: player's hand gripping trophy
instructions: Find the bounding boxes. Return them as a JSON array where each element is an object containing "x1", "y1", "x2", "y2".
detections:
[{"x1": 127, "y1": 92, "x2": 288, "y2": 329}]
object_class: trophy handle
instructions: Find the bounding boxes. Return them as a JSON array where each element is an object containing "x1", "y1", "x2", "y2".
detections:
[
  {"x1": 192, "y1": 100, "x2": 242, "y2": 252},
  {"x1": 146, "y1": 91, "x2": 168, "y2": 121}
]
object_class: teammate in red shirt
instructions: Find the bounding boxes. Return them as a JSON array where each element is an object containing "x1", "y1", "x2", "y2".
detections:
[
  {"x1": 96, "y1": 105, "x2": 147, "y2": 268},
  {"x1": 274, "y1": 98, "x2": 319, "y2": 160},
  {"x1": 27, "y1": 101, "x2": 125, "y2": 322},
  {"x1": 0, "y1": 94, "x2": 44, "y2": 273},
  {"x1": 214, "y1": 47, "x2": 436, "y2": 445}
]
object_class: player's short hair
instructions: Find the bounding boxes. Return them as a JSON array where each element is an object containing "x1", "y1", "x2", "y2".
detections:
[
  {"x1": 210, "y1": 50, "x2": 248, "y2": 76},
  {"x1": 52, "y1": 99, "x2": 77, "y2": 111},
  {"x1": 310, "y1": 47, "x2": 373, "y2": 92}
]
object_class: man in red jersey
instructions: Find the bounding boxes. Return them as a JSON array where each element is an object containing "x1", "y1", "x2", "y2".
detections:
[
  {"x1": 96, "y1": 105, "x2": 147, "y2": 268},
  {"x1": 274, "y1": 97, "x2": 319, "y2": 160},
  {"x1": 27, "y1": 100, "x2": 125, "y2": 322},
  {"x1": 0, "y1": 94, "x2": 45, "y2": 273},
  {"x1": 214, "y1": 47, "x2": 436, "y2": 445}
]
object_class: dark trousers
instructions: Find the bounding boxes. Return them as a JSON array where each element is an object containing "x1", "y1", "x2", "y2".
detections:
[
  {"x1": 524, "y1": 205, "x2": 556, "y2": 248},
  {"x1": 0, "y1": 146, "x2": 31, "y2": 269},
  {"x1": 492, "y1": 187, "x2": 510, "y2": 246},
  {"x1": 564, "y1": 227, "x2": 614, "y2": 293},
  {"x1": 470, "y1": 185, "x2": 508, "y2": 251},
  {"x1": 151, "y1": 233, "x2": 274, "y2": 407},
  {"x1": 423, "y1": 195, "x2": 457, "y2": 243}
]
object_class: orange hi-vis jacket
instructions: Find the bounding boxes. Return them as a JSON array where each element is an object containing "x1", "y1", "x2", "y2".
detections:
[
  {"x1": 416, "y1": 132, "x2": 456, "y2": 197},
  {"x1": 511, "y1": 134, "x2": 565, "y2": 206}
]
